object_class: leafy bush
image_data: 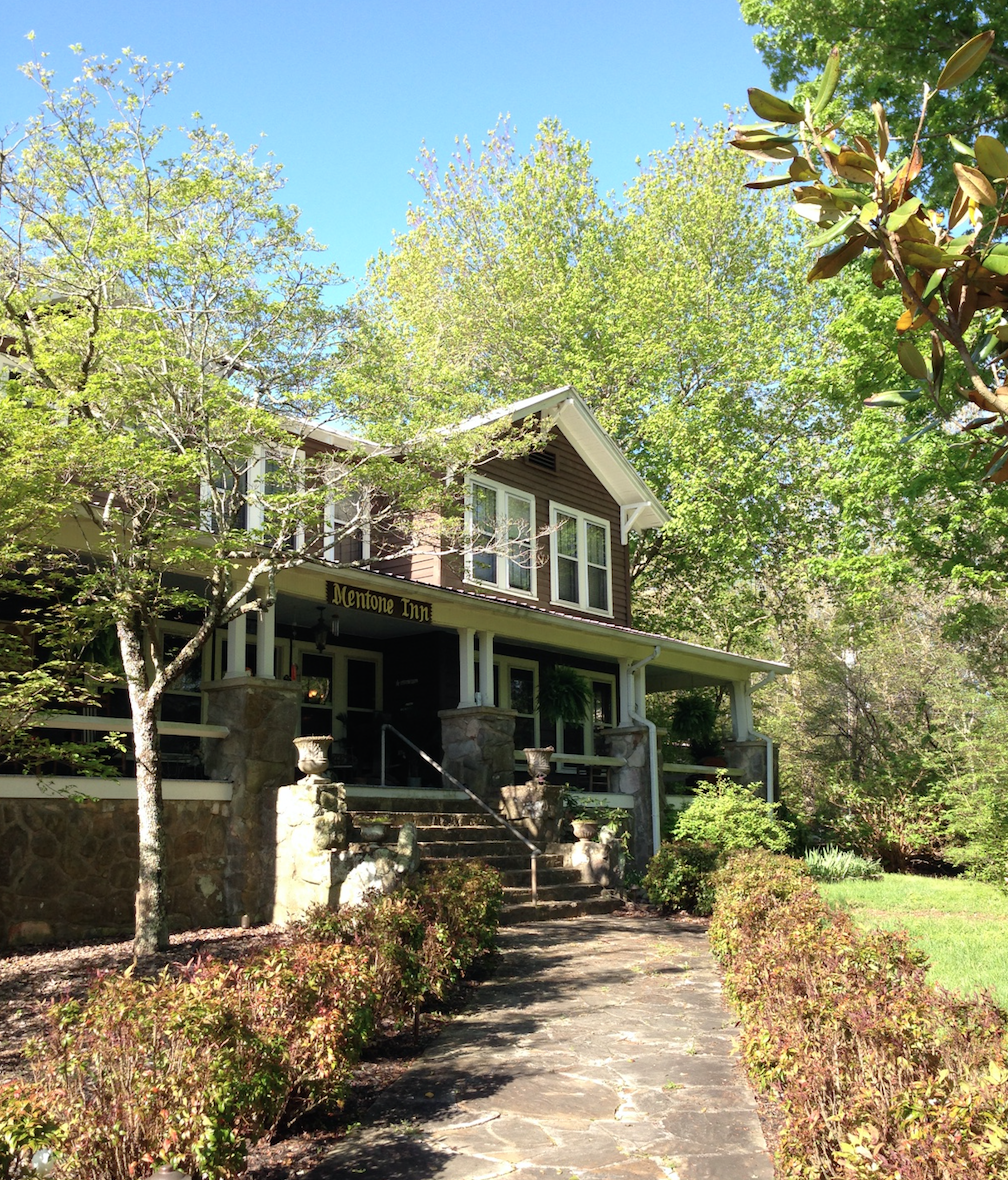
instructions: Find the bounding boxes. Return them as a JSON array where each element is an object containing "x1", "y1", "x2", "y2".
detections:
[
  {"x1": 20, "y1": 968, "x2": 287, "y2": 1180},
  {"x1": 710, "y1": 851, "x2": 1008, "y2": 1178},
  {"x1": 641, "y1": 840, "x2": 719, "y2": 915},
  {"x1": 803, "y1": 844, "x2": 882, "y2": 882},
  {"x1": 672, "y1": 779, "x2": 793, "y2": 854},
  {"x1": 12, "y1": 861, "x2": 503, "y2": 1179}
]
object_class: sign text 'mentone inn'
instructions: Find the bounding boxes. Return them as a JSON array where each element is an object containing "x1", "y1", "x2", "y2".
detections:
[{"x1": 326, "y1": 580, "x2": 432, "y2": 625}]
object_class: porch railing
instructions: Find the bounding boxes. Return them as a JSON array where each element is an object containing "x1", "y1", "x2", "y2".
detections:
[{"x1": 380, "y1": 723, "x2": 540, "y2": 906}]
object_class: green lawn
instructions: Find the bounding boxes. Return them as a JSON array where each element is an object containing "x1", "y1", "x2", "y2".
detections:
[{"x1": 821, "y1": 874, "x2": 1008, "y2": 1009}]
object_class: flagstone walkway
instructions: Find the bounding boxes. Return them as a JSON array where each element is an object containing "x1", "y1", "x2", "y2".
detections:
[{"x1": 308, "y1": 913, "x2": 774, "y2": 1180}]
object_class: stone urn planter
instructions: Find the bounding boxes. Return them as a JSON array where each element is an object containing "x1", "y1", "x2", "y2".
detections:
[
  {"x1": 523, "y1": 745, "x2": 554, "y2": 783},
  {"x1": 293, "y1": 734, "x2": 333, "y2": 786},
  {"x1": 571, "y1": 818, "x2": 600, "y2": 841}
]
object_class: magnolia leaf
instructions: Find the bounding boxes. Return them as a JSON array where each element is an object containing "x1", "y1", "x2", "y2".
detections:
[
  {"x1": 885, "y1": 197, "x2": 923, "y2": 231},
  {"x1": 931, "y1": 334, "x2": 945, "y2": 393},
  {"x1": 889, "y1": 148, "x2": 923, "y2": 200},
  {"x1": 732, "y1": 128, "x2": 798, "y2": 147},
  {"x1": 814, "y1": 47, "x2": 841, "y2": 114},
  {"x1": 789, "y1": 158, "x2": 819, "y2": 181},
  {"x1": 897, "y1": 338, "x2": 930, "y2": 381},
  {"x1": 871, "y1": 254, "x2": 891, "y2": 287},
  {"x1": 748, "y1": 88, "x2": 804, "y2": 124},
  {"x1": 745, "y1": 173, "x2": 794, "y2": 189},
  {"x1": 921, "y1": 268, "x2": 946, "y2": 303},
  {"x1": 872, "y1": 102, "x2": 889, "y2": 160},
  {"x1": 949, "y1": 134, "x2": 976, "y2": 158},
  {"x1": 863, "y1": 389, "x2": 922, "y2": 407},
  {"x1": 935, "y1": 30, "x2": 996, "y2": 92},
  {"x1": 807, "y1": 233, "x2": 868, "y2": 281},
  {"x1": 975, "y1": 135, "x2": 1008, "y2": 182},
  {"x1": 834, "y1": 149, "x2": 876, "y2": 184},
  {"x1": 983, "y1": 445, "x2": 1008, "y2": 483},
  {"x1": 859, "y1": 200, "x2": 880, "y2": 226},
  {"x1": 948, "y1": 185, "x2": 971, "y2": 229},
  {"x1": 793, "y1": 202, "x2": 828, "y2": 223},
  {"x1": 963, "y1": 413, "x2": 998, "y2": 430},
  {"x1": 901, "y1": 421, "x2": 939, "y2": 442},
  {"x1": 977, "y1": 251, "x2": 1008, "y2": 277},
  {"x1": 807, "y1": 212, "x2": 858, "y2": 249},
  {"x1": 900, "y1": 242, "x2": 945, "y2": 270}
]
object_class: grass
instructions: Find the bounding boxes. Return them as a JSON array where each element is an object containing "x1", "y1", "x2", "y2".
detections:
[{"x1": 821, "y1": 873, "x2": 1008, "y2": 1009}]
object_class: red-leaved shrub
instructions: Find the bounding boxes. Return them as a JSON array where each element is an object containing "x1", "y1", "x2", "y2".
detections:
[{"x1": 710, "y1": 852, "x2": 1008, "y2": 1179}]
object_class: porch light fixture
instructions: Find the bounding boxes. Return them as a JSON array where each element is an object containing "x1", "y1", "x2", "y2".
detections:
[{"x1": 312, "y1": 606, "x2": 339, "y2": 651}]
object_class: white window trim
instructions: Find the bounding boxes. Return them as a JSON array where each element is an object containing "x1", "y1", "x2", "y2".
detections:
[
  {"x1": 549, "y1": 503, "x2": 614, "y2": 617},
  {"x1": 251, "y1": 446, "x2": 306, "y2": 551},
  {"x1": 324, "y1": 494, "x2": 372, "y2": 563},
  {"x1": 464, "y1": 476, "x2": 538, "y2": 600}
]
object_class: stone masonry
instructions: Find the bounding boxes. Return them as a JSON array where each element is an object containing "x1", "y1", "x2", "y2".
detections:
[{"x1": 439, "y1": 706, "x2": 517, "y2": 801}]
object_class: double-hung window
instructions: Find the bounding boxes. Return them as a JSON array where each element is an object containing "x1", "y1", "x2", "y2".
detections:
[
  {"x1": 466, "y1": 477, "x2": 536, "y2": 597},
  {"x1": 550, "y1": 504, "x2": 612, "y2": 614}
]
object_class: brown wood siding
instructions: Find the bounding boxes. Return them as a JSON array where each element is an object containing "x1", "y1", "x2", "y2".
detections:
[{"x1": 438, "y1": 427, "x2": 632, "y2": 626}]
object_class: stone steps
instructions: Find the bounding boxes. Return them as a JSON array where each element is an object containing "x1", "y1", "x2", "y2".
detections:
[{"x1": 347, "y1": 796, "x2": 624, "y2": 924}]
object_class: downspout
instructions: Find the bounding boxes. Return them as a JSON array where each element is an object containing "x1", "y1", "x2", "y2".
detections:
[
  {"x1": 748, "y1": 671, "x2": 777, "y2": 805},
  {"x1": 628, "y1": 646, "x2": 662, "y2": 858}
]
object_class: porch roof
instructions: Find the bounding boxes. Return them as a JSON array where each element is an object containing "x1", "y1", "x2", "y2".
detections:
[{"x1": 276, "y1": 562, "x2": 789, "y2": 692}]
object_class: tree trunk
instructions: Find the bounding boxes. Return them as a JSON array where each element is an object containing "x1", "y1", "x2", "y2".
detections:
[
  {"x1": 133, "y1": 700, "x2": 167, "y2": 955},
  {"x1": 118, "y1": 620, "x2": 169, "y2": 957}
]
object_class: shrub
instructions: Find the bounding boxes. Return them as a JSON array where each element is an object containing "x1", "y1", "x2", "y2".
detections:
[
  {"x1": 22, "y1": 969, "x2": 287, "y2": 1180},
  {"x1": 641, "y1": 840, "x2": 719, "y2": 915},
  {"x1": 803, "y1": 844, "x2": 883, "y2": 882},
  {"x1": 711, "y1": 851, "x2": 1008, "y2": 1178},
  {"x1": 12, "y1": 861, "x2": 504, "y2": 1179},
  {"x1": 673, "y1": 779, "x2": 793, "y2": 854}
]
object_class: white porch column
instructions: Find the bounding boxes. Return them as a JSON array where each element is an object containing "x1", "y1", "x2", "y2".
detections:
[
  {"x1": 457, "y1": 627, "x2": 477, "y2": 707},
  {"x1": 729, "y1": 679, "x2": 754, "y2": 740},
  {"x1": 477, "y1": 630, "x2": 495, "y2": 707},
  {"x1": 225, "y1": 611, "x2": 248, "y2": 679},
  {"x1": 256, "y1": 595, "x2": 276, "y2": 680}
]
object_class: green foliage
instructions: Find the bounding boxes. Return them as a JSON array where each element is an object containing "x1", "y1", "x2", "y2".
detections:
[
  {"x1": 803, "y1": 845, "x2": 882, "y2": 881},
  {"x1": 642, "y1": 840, "x2": 720, "y2": 915},
  {"x1": 731, "y1": 31, "x2": 1008, "y2": 482},
  {"x1": 823, "y1": 874, "x2": 1008, "y2": 1006},
  {"x1": 711, "y1": 852, "x2": 1008, "y2": 1177},
  {"x1": 535, "y1": 665, "x2": 593, "y2": 727},
  {"x1": 7, "y1": 864, "x2": 502, "y2": 1178},
  {"x1": 0, "y1": 1079, "x2": 62, "y2": 1180},
  {"x1": 671, "y1": 779, "x2": 794, "y2": 854},
  {"x1": 667, "y1": 692, "x2": 722, "y2": 759},
  {"x1": 740, "y1": 0, "x2": 1008, "y2": 205}
]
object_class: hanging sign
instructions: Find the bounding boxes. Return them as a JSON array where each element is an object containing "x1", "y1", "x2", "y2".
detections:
[{"x1": 326, "y1": 580, "x2": 432, "y2": 624}]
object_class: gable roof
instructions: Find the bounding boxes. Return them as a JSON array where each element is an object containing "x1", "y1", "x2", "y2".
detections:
[{"x1": 456, "y1": 386, "x2": 669, "y2": 540}]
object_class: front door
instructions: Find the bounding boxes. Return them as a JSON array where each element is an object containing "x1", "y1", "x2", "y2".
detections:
[{"x1": 293, "y1": 643, "x2": 382, "y2": 781}]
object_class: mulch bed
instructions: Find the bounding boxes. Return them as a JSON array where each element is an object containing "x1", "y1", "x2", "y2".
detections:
[{"x1": 0, "y1": 906, "x2": 782, "y2": 1176}]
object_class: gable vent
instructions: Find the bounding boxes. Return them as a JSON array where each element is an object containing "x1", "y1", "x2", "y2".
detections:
[{"x1": 527, "y1": 449, "x2": 557, "y2": 473}]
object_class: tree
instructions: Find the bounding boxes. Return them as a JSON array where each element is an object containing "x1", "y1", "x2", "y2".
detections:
[
  {"x1": 731, "y1": 31, "x2": 1008, "y2": 486},
  {"x1": 0, "y1": 49, "x2": 497, "y2": 955},
  {"x1": 341, "y1": 118, "x2": 850, "y2": 653},
  {"x1": 739, "y1": 0, "x2": 1008, "y2": 202}
]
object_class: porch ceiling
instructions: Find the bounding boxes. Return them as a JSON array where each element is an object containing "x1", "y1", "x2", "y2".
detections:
[{"x1": 274, "y1": 563, "x2": 790, "y2": 690}]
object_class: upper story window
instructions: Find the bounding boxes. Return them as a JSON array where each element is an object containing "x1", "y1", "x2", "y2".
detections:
[
  {"x1": 465, "y1": 477, "x2": 537, "y2": 598},
  {"x1": 550, "y1": 504, "x2": 612, "y2": 615}
]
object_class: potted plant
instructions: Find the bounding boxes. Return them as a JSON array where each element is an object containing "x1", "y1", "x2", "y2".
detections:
[
  {"x1": 668, "y1": 693, "x2": 723, "y2": 763},
  {"x1": 536, "y1": 664, "x2": 593, "y2": 730}
]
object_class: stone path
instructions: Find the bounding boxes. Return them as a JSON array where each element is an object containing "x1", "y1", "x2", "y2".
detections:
[{"x1": 307, "y1": 913, "x2": 774, "y2": 1180}]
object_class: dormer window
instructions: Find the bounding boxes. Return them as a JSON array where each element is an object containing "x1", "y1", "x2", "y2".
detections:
[
  {"x1": 465, "y1": 477, "x2": 536, "y2": 597},
  {"x1": 550, "y1": 504, "x2": 611, "y2": 615}
]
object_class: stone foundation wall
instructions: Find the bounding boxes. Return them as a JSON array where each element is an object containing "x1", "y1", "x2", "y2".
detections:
[{"x1": 0, "y1": 797, "x2": 229, "y2": 946}]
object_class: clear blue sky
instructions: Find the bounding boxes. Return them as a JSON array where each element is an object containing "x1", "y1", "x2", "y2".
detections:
[{"x1": 0, "y1": 0, "x2": 771, "y2": 287}]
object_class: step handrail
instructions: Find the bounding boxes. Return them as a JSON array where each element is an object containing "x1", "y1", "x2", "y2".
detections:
[{"x1": 379, "y1": 722, "x2": 539, "y2": 905}]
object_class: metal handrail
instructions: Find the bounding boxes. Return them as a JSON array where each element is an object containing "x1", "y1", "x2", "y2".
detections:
[{"x1": 380, "y1": 722, "x2": 539, "y2": 906}]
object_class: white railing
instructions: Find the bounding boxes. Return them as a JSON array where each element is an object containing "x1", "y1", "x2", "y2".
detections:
[{"x1": 34, "y1": 714, "x2": 229, "y2": 739}]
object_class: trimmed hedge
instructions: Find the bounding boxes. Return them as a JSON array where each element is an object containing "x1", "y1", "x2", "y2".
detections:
[
  {"x1": 710, "y1": 852, "x2": 1008, "y2": 1178},
  {"x1": 0, "y1": 861, "x2": 503, "y2": 1180}
]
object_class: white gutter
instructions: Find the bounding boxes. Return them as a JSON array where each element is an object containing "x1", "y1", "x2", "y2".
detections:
[
  {"x1": 749, "y1": 671, "x2": 777, "y2": 805},
  {"x1": 628, "y1": 645, "x2": 662, "y2": 857}
]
